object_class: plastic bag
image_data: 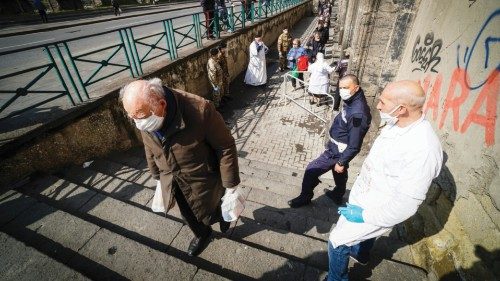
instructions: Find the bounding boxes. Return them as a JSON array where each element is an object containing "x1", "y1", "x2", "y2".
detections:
[
  {"x1": 151, "y1": 180, "x2": 165, "y2": 213},
  {"x1": 290, "y1": 66, "x2": 299, "y2": 79},
  {"x1": 221, "y1": 191, "x2": 245, "y2": 222}
]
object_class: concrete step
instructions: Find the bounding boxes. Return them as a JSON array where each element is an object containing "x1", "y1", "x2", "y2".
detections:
[
  {"x1": 65, "y1": 149, "x2": 423, "y2": 277},
  {"x1": 16, "y1": 175, "x2": 324, "y2": 280},
  {"x1": 0, "y1": 190, "x2": 199, "y2": 280},
  {"x1": 91, "y1": 155, "x2": 342, "y2": 240},
  {"x1": 0, "y1": 231, "x2": 90, "y2": 281},
  {"x1": 59, "y1": 163, "x2": 333, "y2": 269}
]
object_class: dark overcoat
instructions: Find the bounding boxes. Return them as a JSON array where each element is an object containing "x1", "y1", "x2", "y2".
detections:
[{"x1": 142, "y1": 88, "x2": 240, "y2": 223}]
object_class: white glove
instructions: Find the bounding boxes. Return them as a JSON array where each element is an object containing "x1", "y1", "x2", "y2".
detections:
[{"x1": 156, "y1": 180, "x2": 161, "y2": 189}]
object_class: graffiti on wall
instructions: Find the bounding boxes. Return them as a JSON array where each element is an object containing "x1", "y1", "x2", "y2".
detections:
[
  {"x1": 418, "y1": 9, "x2": 499, "y2": 147},
  {"x1": 411, "y1": 32, "x2": 442, "y2": 73}
]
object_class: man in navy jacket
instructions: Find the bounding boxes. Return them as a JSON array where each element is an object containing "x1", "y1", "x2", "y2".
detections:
[{"x1": 289, "y1": 74, "x2": 372, "y2": 207}]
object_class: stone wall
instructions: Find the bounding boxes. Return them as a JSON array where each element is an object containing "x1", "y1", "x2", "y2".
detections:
[
  {"x1": 394, "y1": 1, "x2": 499, "y2": 280},
  {"x1": 336, "y1": 0, "x2": 499, "y2": 279},
  {"x1": 0, "y1": 1, "x2": 312, "y2": 190}
]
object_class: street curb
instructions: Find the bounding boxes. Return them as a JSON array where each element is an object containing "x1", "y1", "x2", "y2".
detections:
[{"x1": 0, "y1": 2, "x2": 200, "y2": 38}]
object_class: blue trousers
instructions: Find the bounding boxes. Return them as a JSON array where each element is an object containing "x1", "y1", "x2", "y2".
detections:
[
  {"x1": 301, "y1": 149, "x2": 348, "y2": 198},
  {"x1": 327, "y1": 238, "x2": 376, "y2": 281}
]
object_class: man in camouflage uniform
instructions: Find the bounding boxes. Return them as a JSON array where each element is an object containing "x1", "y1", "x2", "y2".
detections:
[
  {"x1": 217, "y1": 42, "x2": 231, "y2": 102},
  {"x1": 207, "y1": 48, "x2": 224, "y2": 108},
  {"x1": 277, "y1": 27, "x2": 292, "y2": 72}
]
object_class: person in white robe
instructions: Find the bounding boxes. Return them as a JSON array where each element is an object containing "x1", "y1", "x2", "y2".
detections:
[
  {"x1": 325, "y1": 80, "x2": 443, "y2": 281},
  {"x1": 244, "y1": 35, "x2": 269, "y2": 86},
  {"x1": 307, "y1": 52, "x2": 334, "y2": 105}
]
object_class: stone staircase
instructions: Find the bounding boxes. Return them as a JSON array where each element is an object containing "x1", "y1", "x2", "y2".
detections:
[{"x1": 1, "y1": 146, "x2": 427, "y2": 280}]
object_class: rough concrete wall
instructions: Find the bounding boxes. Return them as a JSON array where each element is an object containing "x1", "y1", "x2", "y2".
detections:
[
  {"x1": 352, "y1": 0, "x2": 420, "y2": 107},
  {"x1": 0, "y1": 1, "x2": 312, "y2": 190},
  {"x1": 393, "y1": 1, "x2": 500, "y2": 280},
  {"x1": 0, "y1": 95, "x2": 142, "y2": 189}
]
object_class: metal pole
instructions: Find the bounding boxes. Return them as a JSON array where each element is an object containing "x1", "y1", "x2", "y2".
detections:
[
  {"x1": 127, "y1": 28, "x2": 143, "y2": 76},
  {"x1": 119, "y1": 30, "x2": 137, "y2": 78},
  {"x1": 193, "y1": 13, "x2": 202, "y2": 48},
  {"x1": 44, "y1": 46, "x2": 75, "y2": 106},
  {"x1": 213, "y1": 8, "x2": 220, "y2": 38},
  {"x1": 53, "y1": 43, "x2": 83, "y2": 102},
  {"x1": 62, "y1": 42, "x2": 89, "y2": 99},
  {"x1": 228, "y1": 6, "x2": 235, "y2": 31}
]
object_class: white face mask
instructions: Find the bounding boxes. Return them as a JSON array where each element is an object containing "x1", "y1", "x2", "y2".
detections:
[
  {"x1": 134, "y1": 112, "x2": 164, "y2": 132},
  {"x1": 339, "y1": 88, "x2": 352, "y2": 100},
  {"x1": 379, "y1": 104, "x2": 401, "y2": 126}
]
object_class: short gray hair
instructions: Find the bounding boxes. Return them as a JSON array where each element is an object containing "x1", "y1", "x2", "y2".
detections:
[
  {"x1": 119, "y1": 77, "x2": 165, "y2": 106},
  {"x1": 393, "y1": 90, "x2": 426, "y2": 108}
]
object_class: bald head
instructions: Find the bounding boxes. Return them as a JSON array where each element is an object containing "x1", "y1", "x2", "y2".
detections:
[
  {"x1": 383, "y1": 80, "x2": 426, "y2": 109},
  {"x1": 120, "y1": 78, "x2": 166, "y2": 119}
]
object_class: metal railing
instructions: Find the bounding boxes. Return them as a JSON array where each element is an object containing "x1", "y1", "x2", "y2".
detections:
[
  {"x1": 0, "y1": 0, "x2": 305, "y2": 120},
  {"x1": 281, "y1": 71, "x2": 334, "y2": 124}
]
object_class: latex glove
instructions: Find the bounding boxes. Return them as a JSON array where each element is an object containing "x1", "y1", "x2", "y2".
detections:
[
  {"x1": 278, "y1": 51, "x2": 283, "y2": 58},
  {"x1": 338, "y1": 203, "x2": 364, "y2": 223},
  {"x1": 156, "y1": 180, "x2": 161, "y2": 189},
  {"x1": 213, "y1": 86, "x2": 219, "y2": 92}
]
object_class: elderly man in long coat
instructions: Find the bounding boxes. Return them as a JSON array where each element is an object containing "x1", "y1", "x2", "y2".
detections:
[{"x1": 120, "y1": 78, "x2": 240, "y2": 256}]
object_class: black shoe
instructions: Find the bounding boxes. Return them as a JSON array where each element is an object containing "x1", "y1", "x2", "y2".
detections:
[
  {"x1": 324, "y1": 189, "x2": 343, "y2": 205},
  {"x1": 187, "y1": 229, "x2": 212, "y2": 256},
  {"x1": 220, "y1": 220, "x2": 230, "y2": 233},
  {"x1": 288, "y1": 195, "x2": 312, "y2": 208},
  {"x1": 350, "y1": 254, "x2": 369, "y2": 265}
]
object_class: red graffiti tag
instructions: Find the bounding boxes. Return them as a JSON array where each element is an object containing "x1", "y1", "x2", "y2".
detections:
[
  {"x1": 421, "y1": 68, "x2": 498, "y2": 147},
  {"x1": 461, "y1": 70, "x2": 499, "y2": 146}
]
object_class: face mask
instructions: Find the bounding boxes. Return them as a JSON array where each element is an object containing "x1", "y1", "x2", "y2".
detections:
[
  {"x1": 134, "y1": 112, "x2": 164, "y2": 132},
  {"x1": 379, "y1": 104, "x2": 401, "y2": 126},
  {"x1": 339, "y1": 88, "x2": 352, "y2": 100}
]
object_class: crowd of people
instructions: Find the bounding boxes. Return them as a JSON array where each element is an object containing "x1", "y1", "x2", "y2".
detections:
[{"x1": 118, "y1": 0, "x2": 444, "y2": 280}]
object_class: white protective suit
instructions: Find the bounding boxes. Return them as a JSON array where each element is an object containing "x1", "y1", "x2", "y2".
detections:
[
  {"x1": 244, "y1": 40, "x2": 268, "y2": 86},
  {"x1": 307, "y1": 53, "x2": 334, "y2": 95},
  {"x1": 329, "y1": 115, "x2": 443, "y2": 247}
]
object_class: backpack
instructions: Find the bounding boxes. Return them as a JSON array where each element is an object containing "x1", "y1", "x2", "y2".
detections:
[{"x1": 297, "y1": 55, "x2": 309, "y2": 71}]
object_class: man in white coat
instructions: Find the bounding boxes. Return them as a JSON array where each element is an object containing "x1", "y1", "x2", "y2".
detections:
[
  {"x1": 326, "y1": 80, "x2": 443, "y2": 281},
  {"x1": 244, "y1": 35, "x2": 269, "y2": 86}
]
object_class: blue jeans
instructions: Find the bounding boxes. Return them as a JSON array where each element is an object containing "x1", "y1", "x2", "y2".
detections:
[{"x1": 327, "y1": 238, "x2": 376, "y2": 281}]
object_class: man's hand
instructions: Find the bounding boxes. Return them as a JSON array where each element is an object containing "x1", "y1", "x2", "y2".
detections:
[
  {"x1": 278, "y1": 51, "x2": 283, "y2": 58},
  {"x1": 213, "y1": 86, "x2": 219, "y2": 92},
  {"x1": 334, "y1": 163, "x2": 345, "y2": 173},
  {"x1": 338, "y1": 203, "x2": 364, "y2": 223}
]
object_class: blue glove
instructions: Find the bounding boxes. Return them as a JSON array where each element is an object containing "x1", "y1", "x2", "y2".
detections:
[{"x1": 338, "y1": 203, "x2": 364, "y2": 223}]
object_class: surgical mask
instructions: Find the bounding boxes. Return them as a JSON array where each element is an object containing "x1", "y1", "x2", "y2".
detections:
[
  {"x1": 379, "y1": 104, "x2": 401, "y2": 126},
  {"x1": 134, "y1": 112, "x2": 164, "y2": 132},
  {"x1": 339, "y1": 88, "x2": 352, "y2": 100}
]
